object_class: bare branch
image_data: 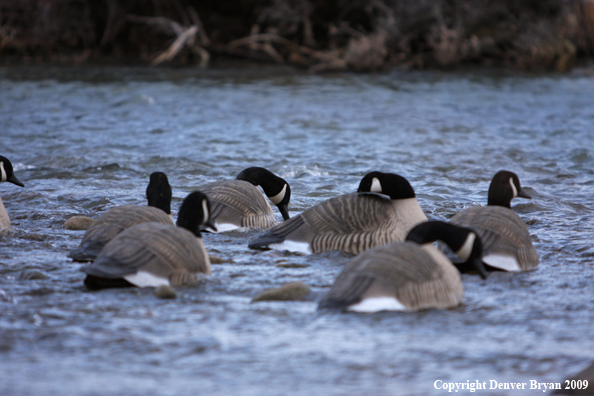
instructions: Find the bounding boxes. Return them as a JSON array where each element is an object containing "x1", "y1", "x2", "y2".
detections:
[
  {"x1": 188, "y1": 6, "x2": 210, "y2": 46},
  {"x1": 261, "y1": 42, "x2": 284, "y2": 63},
  {"x1": 151, "y1": 25, "x2": 198, "y2": 65}
]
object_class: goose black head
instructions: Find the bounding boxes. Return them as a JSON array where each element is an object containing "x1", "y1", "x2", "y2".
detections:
[
  {"x1": 0, "y1": 156, "x2": 25, "y2": 187},
  {"x1": 236, "y1": 167, "x2": 291, "y2": 220},
  {"x1": 176, "y1": 191, "x2": 217, "y2": 237},
  {"x1": 146, "y1": 172, "x2": 172, "y2": 214},
  {"x1": 487, "y1": 170, "x2": 531, "y2": 208},
  {"x1": 357, "y1": 171, "x2": 415, "y2": 200},
  {"x1": 406, "y1": 220, "x2": 488, "y2": 279}
]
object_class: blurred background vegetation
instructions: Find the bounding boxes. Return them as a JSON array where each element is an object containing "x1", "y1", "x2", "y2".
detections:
[{"x1": 1, "y1": 0, "x2": 593, "y2": 71}]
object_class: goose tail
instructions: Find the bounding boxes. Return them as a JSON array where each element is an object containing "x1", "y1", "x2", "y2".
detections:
[{"x1": 248, "y1": 216, "x2": 305, "y2": 249}]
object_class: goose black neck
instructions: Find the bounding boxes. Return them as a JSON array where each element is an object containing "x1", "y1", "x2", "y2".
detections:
[
  {"x1": 236, "y1": 167, "x2": 291, "y2": 219},
  {"x1": 146, "y1": 172, "x2": 172, "y2": 214},
  {"x1": 487, "y1": 171, "x2": 513, "y2": 208},
  {"x1": 176, "y1": 191, "x2": 208, "y2": 238},
  {"x1": 406, "y1": 221, "x2": 487, "y2": 279},
  {"x1": 487, "y1": 170, "x2": 530, "y2": 208},
  {"x1": 236, "y1": 167, "x2": 285, "y2": 196},
  {"x1": 406, "y1": 221, "x2": 467, "y2": 249},
  {"x1": 357, "y1": 171, "x2": 415, "y2": 199}
]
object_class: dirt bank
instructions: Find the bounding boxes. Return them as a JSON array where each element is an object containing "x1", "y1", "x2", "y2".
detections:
[{"x1": 1, "y1": 0, "x2": 593, "y2": 71}]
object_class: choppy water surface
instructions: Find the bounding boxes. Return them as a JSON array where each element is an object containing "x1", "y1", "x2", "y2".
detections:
[{"x1": 1, "y1": 65, "x2": 593, "y2": 396}]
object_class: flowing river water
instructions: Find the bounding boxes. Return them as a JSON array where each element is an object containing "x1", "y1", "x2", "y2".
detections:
[{"x1": 1, "y1": 64, "x2": 593, "y2": 396}]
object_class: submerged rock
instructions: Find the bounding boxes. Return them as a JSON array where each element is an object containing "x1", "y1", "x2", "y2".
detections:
[
  {"x1": 19, "y1": 270, "x2": 48, "y2": 280},
  {"x1": 21, "y1": 232, "x2": 45, "y2": 241},
  {"x1": 154, "y1": 285, "x2": 177, "y2": 299},
  {"x1": 208, "y1": 255, "x2": 229, "y2": 264},
  {"x1": 64, "y1": 216, "x2": 94, "y2": 230},
  {"x1": 275, "y1": 262, "x2": 310, "y2": 268},
  {"x1": 252, "y1": 281, "x2": 311, "y2": 302}
]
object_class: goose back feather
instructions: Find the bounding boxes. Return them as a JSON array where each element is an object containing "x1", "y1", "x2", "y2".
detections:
[
  {"x1": 318, "y1": 221, "x2": 486, "y2": 312},
  {"x1": 450, "y1": 205, "x2": 538, "y2": 271},
  {"x1": 201, "y1": 180, "x2": 278, "y2": 230},
  {"x1": 68, "y1": 172, "x2": 173, "y2": 262},
  {"x1": 68, "y1": 205, "x2": 173, "y2": 262},
  {"x1": 82, "y1": 222, "x2": 211, "y2": 289},
  {"x1": 249, "y1": 192, "x2": 427, "y2": 255},
  {"x1": 318, "y1": 242, "x2": 464, "y2": 311}
]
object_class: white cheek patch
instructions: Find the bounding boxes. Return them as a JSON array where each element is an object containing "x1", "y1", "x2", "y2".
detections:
[
  {"x1": 348, "y1": 297, "x2": 407, "y2": 313},
  {"x1": 509, "y1": 177, "x2": 518, "y2": 198},
  {"x1": 269, "y1": 184, "x2": 287, "y2": 205},
  {"x1": 0, "y1": 162, "x2": 6, "y2": 182},
  {"x1": 370, "y1": 177, "x2": 382, "y2": 193},
  {"x1": 202, "y1": 200, "x2": 210, "y2": 223},
  {"x1": 455, "y1": 232, "x2": 476, "y2": 261}
]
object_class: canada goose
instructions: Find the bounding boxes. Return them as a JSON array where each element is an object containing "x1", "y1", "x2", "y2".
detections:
[
  {"x1": 200, "y1": 167, "x2": 291, "y2": 232},
  {"x1": 248, "y1": 171, "x2": 427, "y2": 255},
  {"x1": 82, "y1": 191, "x2": 216, "y2": 289},
  {"x1": 450, "y1": 170, "x2": 538, "y2": 272},
  {"x1": 318, "y1": 221, "x2": 487, "y2": 313},
  {"x1": 0, "y1": 156, "x2": 25, "y2": 233},
  {"x1": 68, "y1": 172, "x2": 173, "y2": 262}
]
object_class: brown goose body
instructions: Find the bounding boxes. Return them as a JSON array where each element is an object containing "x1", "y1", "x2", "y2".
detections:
[
  {"x1": 201, "y1": 180, "x2": 278, "y2": 231},
  {"x1": 450, "y1": 205, "x2": 538, "y2": 272},
  {"x1": 82, "y1": 222, "x2": 211, "y2": 289},
  {"x1": 68, "y1": 205, "x2": 173, "y2": 262},
  {"x1": 249, "y1": 192, "x2": 427, "y2": 255},
  {"x1": 318, "y1": 242, "x2": 464, "y2": 312}
]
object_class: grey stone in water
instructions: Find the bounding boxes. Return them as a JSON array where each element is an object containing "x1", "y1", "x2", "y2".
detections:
[
  {"x1": 22, "y1": 233, "x2": 45, "y2": 241},
  {"x1": 19, "y1": 270, "x2": 48, "y2": 280},
  {"x1": 154, "y1": 285, "x2": 177, "y2": 299},
  {"x1": 64, "y1": 216, "x2": 94, "y2": 230},
  {"x1": 252, "y1": 281, "x2": 311, "y2": 302},
  {"x1": 208, "y1": 255, "x2": 228, "y2": 264},
  {"x1": 25, "y1": 287, "x2": 54, "y2": 296},
  {"x1": 275, "y1": 262, "x2": 310, "y2": 268}
]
